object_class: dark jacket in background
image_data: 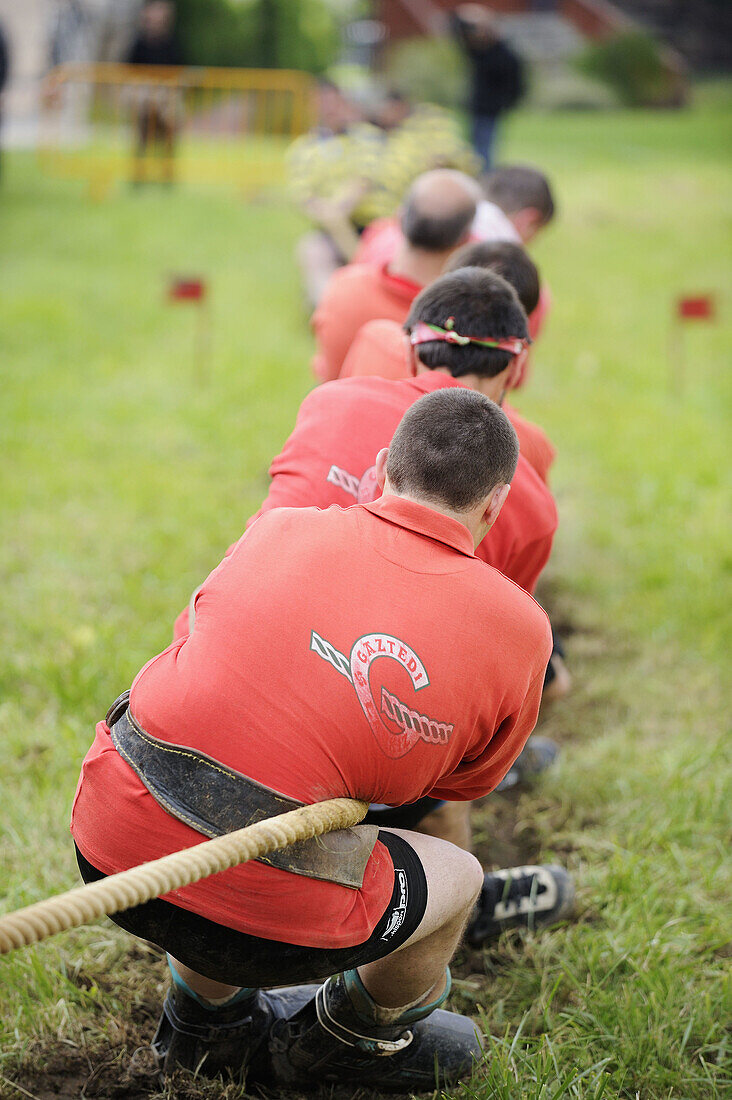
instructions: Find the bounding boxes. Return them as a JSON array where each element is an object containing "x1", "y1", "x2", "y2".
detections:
[
  {"x1": 127, "y1": 33, "x2": 182, "y2": 67},
  {"x1": 0, "y1": 23, "x2": 9, "y2": 95},
  {"x1": 452, "y1": 14, "x2": 524, "y2": 118}
]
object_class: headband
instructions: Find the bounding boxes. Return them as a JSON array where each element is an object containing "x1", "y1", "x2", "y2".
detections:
[{"x1": 409, "y1": 318, "x2": 530, "y2": 357}]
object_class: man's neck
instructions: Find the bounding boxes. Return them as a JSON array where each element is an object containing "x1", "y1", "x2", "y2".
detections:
[
  {"x1": 389, "y1": 244, "x2": 452, "y2": 290},
  {"x1": 383, "y1": 488, "x2": 480, "y2": 544}
]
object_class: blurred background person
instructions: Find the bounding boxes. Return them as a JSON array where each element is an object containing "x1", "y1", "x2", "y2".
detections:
[
  {"x1": 451, "y1": 3, "x2": 524, "y2": 170},
  {"x1": 290, "y1": 84, "x2": 480, "y2": 310},
  {"x1": 288, "y1": 78, "x2": 382, "y2": 308},
  {"x1": 126, "y1": 0, "x2": 182, "y2": 185},
  {"x1": 0, "y1": 19, "x2": 8, "y2": 181}
]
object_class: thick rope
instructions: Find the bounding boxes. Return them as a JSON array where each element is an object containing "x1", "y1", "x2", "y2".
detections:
[{"x1": 0, "y1": 797, "x2": 368, "y2": 955}]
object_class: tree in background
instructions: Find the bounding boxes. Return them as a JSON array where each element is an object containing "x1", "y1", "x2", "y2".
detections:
[
  {"x1": 576, "y1": 31, "x2": 683, "y2": 108},
  {"x1": 175, "y1": 0, "x2": 338, "y2": 73}
]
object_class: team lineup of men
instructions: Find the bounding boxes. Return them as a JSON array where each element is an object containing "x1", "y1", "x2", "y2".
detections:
[{"x1": 72, "y1": 81, "x2": 576, "y2": 1093}]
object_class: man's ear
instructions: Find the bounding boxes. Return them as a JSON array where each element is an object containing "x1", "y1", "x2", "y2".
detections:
[
  {"x1": 375, "y1": 447, "x2": 389, "y2": 491},
  {"x1": 505, "y1": 347, "x2": 528, "y2": 392},
  {"x1": 404, "y1": 333, "x2": 419, "y2": 377},
  {"x1": 483, "y1": 482, "x2": 511, "y2": 530}
]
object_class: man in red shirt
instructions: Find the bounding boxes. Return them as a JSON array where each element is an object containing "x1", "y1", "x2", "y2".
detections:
[
  {"x1": 342, "y1": 243, "x2": 556, "y2": 482},
  {"x1": 342, "y1": 311, "x2": 555, "y2": 483},
  {"x1": 311, "y1": 168, "x2": 481, "y2": 381},
  {"x1": 71, "y1": 389, "x2": 558, "y2": 1090},
  {"x1": 340, "y1": 259, "x2": 569, "y2": 707}
]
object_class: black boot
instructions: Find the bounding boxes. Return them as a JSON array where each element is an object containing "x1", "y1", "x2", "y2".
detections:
[
  {"x1": 269, "y1": 970, "x2": 484, "y2": 1092},
  {"x1": 152, "y1": 980, "x2": 318, "y2": 1080}
]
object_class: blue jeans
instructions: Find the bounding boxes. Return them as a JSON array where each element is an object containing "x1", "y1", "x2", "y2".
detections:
[{"x1": 472, "y1": 113, "x2": 499, "y2": 172}]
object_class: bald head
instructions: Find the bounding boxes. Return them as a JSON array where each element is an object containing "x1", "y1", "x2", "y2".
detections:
[{"x1": 401, "y1": 170, "x2": 480, "y2": 254}]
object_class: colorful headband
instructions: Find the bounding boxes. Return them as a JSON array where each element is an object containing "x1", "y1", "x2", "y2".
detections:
[{"x1": 409, "y1": 318, "x2": 530, "y2": 357}]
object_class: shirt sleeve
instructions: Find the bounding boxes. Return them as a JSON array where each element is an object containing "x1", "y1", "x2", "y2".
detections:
[
  {"x1": 505, "y1": 532, "x2": 554, "y2": 596},
  {"x1": 427, "y1": 659, "x2": 549, "y2": 802},
  {"x1": 310, "y1": 277, "x2": 353, "y2": 382}
]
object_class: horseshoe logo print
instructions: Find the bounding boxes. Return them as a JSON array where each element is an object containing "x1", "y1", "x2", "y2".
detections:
[{"x1": 310, "y1": 629, "x2": 454, "y2": 759}]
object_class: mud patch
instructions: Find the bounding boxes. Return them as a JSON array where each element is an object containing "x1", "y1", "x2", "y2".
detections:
[
  {"x1": 5, "y1": 1038, "x2": 434, "y2": 1100},
  {"x1": 471, "y1": 789, "x2": 543, "y2": 871}
]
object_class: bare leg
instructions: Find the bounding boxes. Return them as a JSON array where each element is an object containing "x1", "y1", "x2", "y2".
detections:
[
  {"x1": 542, "y1": 653, "x2": 572, "y2": 704},
  {"x1": 357, "y1": 828, "x2": 483, "y2": 1008},
  {"x1": 168, "y1": 959, "x2": 242, "y2": 1003},
  {"x1": 170, "y1": 828, "x2": 481, "y2": 1011}
]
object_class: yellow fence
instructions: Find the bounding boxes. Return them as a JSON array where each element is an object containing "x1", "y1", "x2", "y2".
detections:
[{"x1": 40, "y1": 63, "x2": 316, "y2": 199}]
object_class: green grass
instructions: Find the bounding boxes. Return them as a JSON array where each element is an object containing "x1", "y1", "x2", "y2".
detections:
[{"x1": 1, "y1": 89, "x2": 731, "y2": 1099}]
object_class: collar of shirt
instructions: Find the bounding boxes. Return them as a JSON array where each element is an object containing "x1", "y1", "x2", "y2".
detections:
[
  {"x1": 363, "y1": 495, "x2": 475, "y2": 560},
  {"x1": 472, "y1": 200, "x2": 521, "y2": 244},
  {"x1": 379, "y1": 263, "x2": 423, "y2": 303}
]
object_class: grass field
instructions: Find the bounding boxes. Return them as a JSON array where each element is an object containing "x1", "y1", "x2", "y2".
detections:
[{"x1": 1, "y1": 87, "x2": 731, "y2": 1100}]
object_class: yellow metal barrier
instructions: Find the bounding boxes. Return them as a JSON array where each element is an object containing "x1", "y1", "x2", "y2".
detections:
[{"x1": 40, "y1": 63, "x2": 316, "y2": 199}]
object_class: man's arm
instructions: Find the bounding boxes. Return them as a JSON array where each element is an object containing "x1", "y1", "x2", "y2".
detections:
[
  {"x1": 428, "y1": 655, "x2": 550, "y2": 802},
  {"x1": 311, "y1": 269, "x2": 360, "y2": 382},
  {"x1": 479, "y1": 530, "x2": 554, "y2": 597}
]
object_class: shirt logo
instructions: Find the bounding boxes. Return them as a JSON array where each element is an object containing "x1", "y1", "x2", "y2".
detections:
[
  {"x1": 381, "y1": 868, "x2": 408, "y2": 940},
  {"x1": 326, "y1": 463, "x2": 378, "y2": 504},
  {"x1": 310, "y1": 629, "x2": 454, "y2": 759}
]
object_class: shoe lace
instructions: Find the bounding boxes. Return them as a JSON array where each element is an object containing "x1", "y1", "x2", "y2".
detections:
[
  {"x1": 481, "y1": 869, "x2": 549, "y2": 914},
  {"x1": 499, "y1": 870, "x2": 548, "y2": 905}
]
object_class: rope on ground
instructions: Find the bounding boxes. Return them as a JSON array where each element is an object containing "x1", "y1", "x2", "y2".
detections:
[{"x1": 0, "y1": 797, "x2": 368, "y2": 955}]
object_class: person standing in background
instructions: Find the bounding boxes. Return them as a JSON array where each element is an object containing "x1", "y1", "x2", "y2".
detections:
[
  {"x1": 0, "y1": 21, "x2": 8, "y2": 182},
  {"x1": 126, "y1": 0, "x2": 182, "y2": 185},
  {"x1": 451, "y1": 4, "x2": 524, "y2": 171}
]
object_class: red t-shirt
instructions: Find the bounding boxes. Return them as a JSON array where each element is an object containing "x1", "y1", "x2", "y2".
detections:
[
  {"x1": 248, "y1": 373, "x2": 556, "y2": 595},
  {"x1": 340, "y1": 320, "x2": 556, "y2": 484},
  {"x1": 311, "y1": 263, "x2": 422, "y2": 382},
  {"x1": 72, "y1": 497, "x2": 551, "y2": 948}
]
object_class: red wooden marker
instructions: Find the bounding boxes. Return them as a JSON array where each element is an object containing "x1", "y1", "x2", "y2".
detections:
[
  {"x1": 670, "y1": 295, "x2": 717, "y2": 390},
  {"x1": 169, "y1": 276, "x2": 207, "y2": 302},
  {"x1": 677, "y1": 295, "x2": 715, "y2": 321},
  {"x1": 168, "y1": 276, "x2": 210, "y2": 381}
]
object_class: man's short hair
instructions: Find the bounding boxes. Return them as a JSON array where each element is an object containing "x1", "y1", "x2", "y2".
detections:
[
  {"x1": 482, "y1": 165, "x2": 555, "y2": 225},
  {"x1": 404, "y1": 267, "x2": 528, "y2": 378},
  {"x1": 387, "y1": 389, "x2": 519, "y2": 512},
  {"x1": 401, "y1": 188, "x2": 476, "y2": 252},
  {"x1": 445, "y1": 240, "x2": 540, "y2": 315}
]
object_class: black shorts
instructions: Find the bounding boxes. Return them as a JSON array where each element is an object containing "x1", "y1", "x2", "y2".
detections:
[
  {"x1": 74, "y1": 830, "x2": 427, "y2": 988},
  {"x1": 365, "y1": 796, "x2": 444, "y2": 830}
]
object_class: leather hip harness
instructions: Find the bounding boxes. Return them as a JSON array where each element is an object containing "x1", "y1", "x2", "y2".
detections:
[{"x1": 105, "y1": 692, "x2": 378, "y2": 890}]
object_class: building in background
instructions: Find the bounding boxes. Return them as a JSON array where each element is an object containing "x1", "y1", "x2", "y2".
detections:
[{"x1": 0, "y1": 0, "x2": 140, "y2": 145}]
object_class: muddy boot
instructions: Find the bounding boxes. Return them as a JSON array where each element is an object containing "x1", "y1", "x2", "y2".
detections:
[
  {"x1": 467, "y1": 864, "x2": 574, "y2": 946},
  {"x1": 269, "y1": 968, "x2": 483, "y2": 1092},
  {"x1": 152, "y1": 966, "x2": 318, "y2": 1080}
]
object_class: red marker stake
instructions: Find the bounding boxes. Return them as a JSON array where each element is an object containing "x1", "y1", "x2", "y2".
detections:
[
  {"x1": 168, "y1": 276, "x2": 210, "y2": 383},
  {"x1": 669, "y1": 294, "x2": 715, "y2": 392}
]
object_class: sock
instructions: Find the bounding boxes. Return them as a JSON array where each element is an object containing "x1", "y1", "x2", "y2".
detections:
[
  {"x1": 342, "y1": 967, "x2": 451, "y2": 1027},
  {"x1": 166, "y1": 955, "x2": 256, "y2": 1012}
]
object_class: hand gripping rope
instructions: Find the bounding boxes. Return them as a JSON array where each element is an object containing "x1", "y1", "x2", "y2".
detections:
[{"x1": 0, "y1": 798, "x2": 368, "y2": 955}]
